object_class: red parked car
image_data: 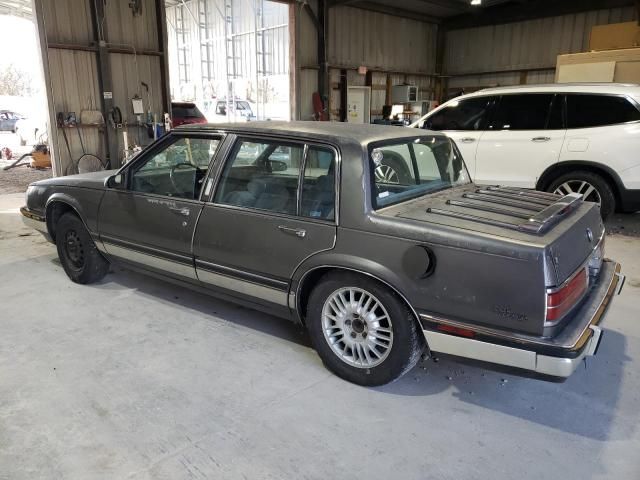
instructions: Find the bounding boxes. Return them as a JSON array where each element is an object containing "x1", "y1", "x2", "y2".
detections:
[{"x1": 171, "y1": 102, "x2": 207, "y2": 127}]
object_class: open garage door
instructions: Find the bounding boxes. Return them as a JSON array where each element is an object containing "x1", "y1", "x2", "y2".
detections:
[{"x1": 166, "y1": 0, "x2": 290, "y2": 122}]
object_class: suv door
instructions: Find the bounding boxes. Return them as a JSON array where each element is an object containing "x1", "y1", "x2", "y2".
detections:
[
  {"x1": 474, "y1": 93, "x2": 565, "y2": 187},
  {"x1": 422, "y1": 96, "x2": 495, "y2": 177},
  {"x1": 193, "y1": 136, "x2": 337, "y2": 307},
  {"x1": 98, "y1": 134, "x2": 223, "y2": 280}
]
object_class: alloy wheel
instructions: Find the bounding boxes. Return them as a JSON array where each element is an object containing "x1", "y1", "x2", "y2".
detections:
[
  {"x1": 375, "y1": 164, "x2": 400, "y2": 184},
  {"x1": 321, "y1": 287, "x2": 394, "y2": 368},
  {"x1": 554, "y1": 180, "x2": 602, "y2": 205}
]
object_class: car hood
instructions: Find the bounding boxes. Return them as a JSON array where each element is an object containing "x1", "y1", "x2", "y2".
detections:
[
  {"x1": 32, "y1": 170, "x2": 117, "y2": 189},
  {"x1": 384, "y1": 184, "x2": 604, "y2": 284}
]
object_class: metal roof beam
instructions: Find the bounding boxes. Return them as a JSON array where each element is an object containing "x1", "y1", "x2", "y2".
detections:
[{"x1": 344, "y1": 1, "x2": 442, "y2": 23}]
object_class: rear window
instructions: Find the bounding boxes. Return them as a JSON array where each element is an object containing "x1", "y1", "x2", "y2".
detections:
[
  {"x1": 566, "y1": 94, "x2": 640, "y2": 128},
  {"x1": 370, "y1": 136, "x2": 470, "y2": 209},
  {"x1": 172, "y1": 104, "x2": 204, "y2": 119},
  {"x1": 488, "y1": 94, "x2": 554, "y2": 130}
]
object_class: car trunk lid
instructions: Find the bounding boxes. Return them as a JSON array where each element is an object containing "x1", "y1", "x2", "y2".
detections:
[{"x1": 391, "y1": 185, "x2": 604, "y2": 286}]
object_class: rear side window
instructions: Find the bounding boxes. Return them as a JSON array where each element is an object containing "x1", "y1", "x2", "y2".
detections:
[
  {"x1": 488, "y1": 94, "x2": 554, "y2": 130},
  {"x1": 566, "y1": 94, "x2": 640, "y2": 128},
  {"x1": 424, "y1": 97, "x2": 494, "y2": 131}
]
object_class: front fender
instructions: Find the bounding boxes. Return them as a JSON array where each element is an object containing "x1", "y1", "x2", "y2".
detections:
[{"x1": 45, "y1": 189, "x2": 104, "y2": 237}]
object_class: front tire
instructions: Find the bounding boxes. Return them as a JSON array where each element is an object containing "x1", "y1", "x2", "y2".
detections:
[
  {"x1": 547, "y1": 171, "x2": 616, "y2": 219},
  {"x1": 307, "y1": 272, "x2": 424, "y2": 386},
  {"x1": 55, "y1": 212, "x2": 109, "y2": 284}
]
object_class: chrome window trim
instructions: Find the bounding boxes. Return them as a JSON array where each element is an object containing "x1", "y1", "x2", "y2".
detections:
[
  {"x1": 204, "y1": 133, "x2": 341, "y2": 226},
  {"x1": 114, "y1": 132, "x2": 226, "y2": 202}
]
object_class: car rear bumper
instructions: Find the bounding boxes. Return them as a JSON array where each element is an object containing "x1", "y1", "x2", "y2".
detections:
[
  {"x1": 20, "y1": 206, "x2": 51, "y2": 240},
  {"x1": 419, "y1": 260, "x2": 624, "y2": 378}
]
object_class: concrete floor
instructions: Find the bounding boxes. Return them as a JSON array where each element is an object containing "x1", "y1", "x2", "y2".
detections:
[{"x1": 1, "y1": 192, "x2": 639, "y2": 480}]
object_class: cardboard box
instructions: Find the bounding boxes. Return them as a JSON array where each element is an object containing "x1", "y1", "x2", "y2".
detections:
[
  {"x1": 556, "y1": 48, "x2": 640, "y2": 83},
  {"x1": 590, "y1": 22, "x2": 640, "y2": 51}
]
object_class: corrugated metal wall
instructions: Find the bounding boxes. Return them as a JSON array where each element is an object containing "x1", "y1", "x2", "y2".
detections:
[
  {"x1": 36, "y1": 0, "x2": 168, "y2": 176},
  {"x1": 299, "y1": 4, "x2": 438, "y2": 121},
  {"x1": 327, "y1": 6, "x2": 437, "y2": 74},
  {"x1": 445, "y1": 6, "x2": 638, "y2": 91}
]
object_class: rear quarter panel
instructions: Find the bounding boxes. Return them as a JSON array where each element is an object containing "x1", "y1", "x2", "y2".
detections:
[
  {"x1": 559, "y1": 121, "x2": 640, "y2": 189},
  {"x1": 297, "y1": 219, "x2": 548, "y2": 336}
]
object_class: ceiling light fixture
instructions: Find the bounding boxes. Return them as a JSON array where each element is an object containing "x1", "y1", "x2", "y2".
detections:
[{"x1": 471, "y1": 0, "x2": 482, "y2": 5}]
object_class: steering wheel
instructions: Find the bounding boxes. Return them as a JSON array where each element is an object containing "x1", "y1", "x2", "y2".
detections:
[{"x1": 169, "y1": 162, "x2": 202, "y2": 194}]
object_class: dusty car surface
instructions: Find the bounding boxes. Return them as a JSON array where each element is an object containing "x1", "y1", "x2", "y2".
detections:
[{"x1": 21, "y1": 122, "x2": 624, "y2": 386}]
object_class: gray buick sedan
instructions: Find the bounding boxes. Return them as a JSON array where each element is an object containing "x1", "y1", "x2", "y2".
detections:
[{"x1": 22, "y1": 122, "x2": 624, "y2": 386}]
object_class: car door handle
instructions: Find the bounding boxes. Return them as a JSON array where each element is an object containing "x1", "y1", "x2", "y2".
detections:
[
  {"x1": 531, "y1": 136, "x2": 551, "y2": 142},
  {"x1": 278, "y1": 225, "x2": 306, "y2": 238},
  {"x1": 459, "y1": 137, "x2": 476, "y2": 143},
  {"x1": 169, "y1": 207, "x2": 190, "y2": 216}
]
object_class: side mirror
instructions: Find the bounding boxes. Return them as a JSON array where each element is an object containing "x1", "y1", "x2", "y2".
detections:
[
  {"x1": 268, "y1": 160, "x2": 288, "y2": 172},
  {"x1": 105, "y1": 173, "x2": 124, "y2": 189}
]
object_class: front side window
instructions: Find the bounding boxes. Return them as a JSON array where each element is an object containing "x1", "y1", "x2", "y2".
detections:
[
  {"x1": 566, "y1": 94, "x2": 640, "y2": 129},
  {"x1": 215, "y1": 139, "x2": 304, "y2": 214},
  {"x1": 424, "y1": 96, "x2": 494, "y2": 131},
  {"x1": 130, "y1": 136, "x2": 220, "y2": 199},
  {"x1": 371, "y1": 136, "x2": 470, "y2": 209},
  {"x1": 488, "y1": 94, "x2": 554, "y2": 130}
]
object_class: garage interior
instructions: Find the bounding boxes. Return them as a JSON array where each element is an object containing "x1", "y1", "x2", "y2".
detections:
[{"x1": 1, "y1": 0, "x2": 640, "y2": 478}]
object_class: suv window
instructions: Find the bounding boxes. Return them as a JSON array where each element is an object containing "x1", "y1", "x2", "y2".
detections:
[
  {"x1": 131, "y1": 137, "x2": 220, "y2": 199},
  {"x1": 488, "y1": 94, "x2": 554, "y2": 130},
  {"x1": 215, "y1": 139, "x2": 304, "y2": 215},
  {"x1": 566, "y1": 94, "x2": 640, "y2": 128},
  {"x1": 424, "y1": 97, "x2": 493, "y2": 131}
]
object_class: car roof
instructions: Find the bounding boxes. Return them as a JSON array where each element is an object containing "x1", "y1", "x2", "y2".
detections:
[
  {"x1": 171, "y1": 101, "x2": 197, "y2": 107},
  {"x1": 462, "y1": 82, "x2": 640, "y2": 97},
  {"x1": 174, "y1": 121, "x2": 444, "y2": 145}
]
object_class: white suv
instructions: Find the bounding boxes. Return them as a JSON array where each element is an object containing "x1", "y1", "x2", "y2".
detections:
[{"x1": 412, "y1": 83, "x2": 640, "y2": 218}]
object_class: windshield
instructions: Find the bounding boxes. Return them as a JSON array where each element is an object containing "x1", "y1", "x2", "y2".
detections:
[{"x1": 370, "y1": 136, "x2": 470, "y2": 209}]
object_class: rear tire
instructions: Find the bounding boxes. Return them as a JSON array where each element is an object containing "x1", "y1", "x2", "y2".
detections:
[
  {"x1": 546, "y1": 171, "x2": 615, "y2": 219},
  {"x1": 55, "y1": 212, "x2": 109, "y2": 284},
  {"x1": 307, "y1": 272, "x2": 424, "y2": 386}
]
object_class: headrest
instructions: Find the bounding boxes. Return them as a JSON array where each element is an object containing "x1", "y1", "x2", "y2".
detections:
[{"x1": 247, "y1": 179, "x2": 267, "y2": 197}]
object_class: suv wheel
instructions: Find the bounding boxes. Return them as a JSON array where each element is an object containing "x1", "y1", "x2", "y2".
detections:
[
  {"x1": 307, "y1": 272, "x2": 424, "y2": 386},
  {"x1": 55, "y1": 212, "x2": 109, "y2": 284},
  {"x1": 547, "y1": 171, "x2": 615, "y2": 219}
]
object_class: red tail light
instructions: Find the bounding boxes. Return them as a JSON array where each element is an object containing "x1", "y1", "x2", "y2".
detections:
[{"x1": 546, "y1": 268, "x2": 588, "y2": 323}]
